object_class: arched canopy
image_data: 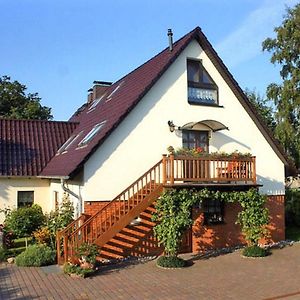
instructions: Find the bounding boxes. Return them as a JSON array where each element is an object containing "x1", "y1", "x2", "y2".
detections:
[{"x1": 180, "y1": 120, "x2": 229, "y2": 132}]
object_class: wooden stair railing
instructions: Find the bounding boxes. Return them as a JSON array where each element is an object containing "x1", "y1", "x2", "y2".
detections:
[
  {"x1": 60, "y1": 159, "x2": 164, "y2": 263},
  {"x1": 56, "y1": 213, "x2": 91, "y2": 265}
]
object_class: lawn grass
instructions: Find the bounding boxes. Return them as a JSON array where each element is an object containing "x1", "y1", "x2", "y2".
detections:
[{"x1": 286, "y1": 225, "x2": 300, "y2": 241}]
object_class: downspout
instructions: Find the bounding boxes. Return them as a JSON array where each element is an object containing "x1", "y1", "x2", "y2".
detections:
[{"x1": 61, "y1": 178, "x2": 83, "y2": 217}]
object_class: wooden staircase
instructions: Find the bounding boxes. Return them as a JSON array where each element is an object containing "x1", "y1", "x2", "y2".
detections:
[{"x1": 57, "y1": 159, "x2": 164, "y2": 264}]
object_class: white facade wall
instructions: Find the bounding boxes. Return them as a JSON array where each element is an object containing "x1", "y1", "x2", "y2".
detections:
[
  {"x1": 0, "y1": 178, "x2": 50, "y2": 223},
  {"x1": 83, "y1": 40, "x2": 285, "y2": 203},
  {"x1": 49, "y1": 180, "x2": 82, "y2": 218}
]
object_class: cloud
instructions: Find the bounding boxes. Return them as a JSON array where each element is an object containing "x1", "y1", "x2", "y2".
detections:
[{"x1": 215, "y1": 0, "x2": 298, "y2": 68}]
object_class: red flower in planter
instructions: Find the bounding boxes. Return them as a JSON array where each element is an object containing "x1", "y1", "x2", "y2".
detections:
[{"x1": 196, "y1": 147, "x2": 203, "y2": 153}]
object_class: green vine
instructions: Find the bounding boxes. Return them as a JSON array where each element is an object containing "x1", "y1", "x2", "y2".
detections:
[{"x1": 152, "y1": 188, "x2": 269, "y2": 257}]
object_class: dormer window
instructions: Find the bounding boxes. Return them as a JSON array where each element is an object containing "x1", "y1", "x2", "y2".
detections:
[
  {"x1": 187, "y1": 59, "x2": 218, "y2": 105},
  {"x1": 78, "y1": 121, "x2": 106, "y2": 147}
]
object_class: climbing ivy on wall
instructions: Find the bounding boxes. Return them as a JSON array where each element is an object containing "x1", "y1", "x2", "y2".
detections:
[{"x1": 152, "y1": 188, "x2": 269, "y2": 257}]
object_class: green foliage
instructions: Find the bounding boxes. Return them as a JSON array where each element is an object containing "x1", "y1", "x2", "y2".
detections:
[
  {"x1": 286, "y1": 224, "x2": 300, "y2": 241},
  {"x1": 285, "y1": 189, "x2": 300, "y2": 226},
  {"x1": 242, "y1": 245, "x2": 269, "y2": 257},
  {"x1": 262, "y1": 4, "x2": 300, "y2": 168},
  {"x1": 63, "y1": 263, "x2": 94, "y2": 278},
  {"x1": 156, "y1": 255, "x2": 186, "y2": 268},
  {"x1": 236, "y1": 189, "x2": 269, "y2": 246},
  {"x1": 0, "y1": 247, "x2": 6, "y2": 262},
  {"x1": 153, "y1": 188, "x2": 269, "y2": 256},
  {"x1": 4, "y1": 205, "x2": 45, "y2": 238},
  {"x1": 152, "y1": 189, "x2": 204, "y2": 256},
  {"x1": 15, "y1": 244, "x2": 56, "y2": 267},
  {"x1": 171, "y1": 147, "x2": 252, "y2": 159},
  {"x1": 0, "y1": 75, "x2": 52, "y2": 120},
  {"x1": 244, "y1": 89, "x2": 276, "y2": 131},
  {"x1": 76, "y1": 243, "x2": 99, "y2": 265},
  {"x1": 45, "y1": 193, "x2": 74, "y2": 248}
]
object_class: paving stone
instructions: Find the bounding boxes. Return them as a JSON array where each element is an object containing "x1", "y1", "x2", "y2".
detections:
[{"x1": 1, "y1": 244, "x2": 300, "y2": 299}]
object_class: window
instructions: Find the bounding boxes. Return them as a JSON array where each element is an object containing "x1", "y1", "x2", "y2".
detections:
[
  {"x1": 182, "y1": 130, "x2": 209, "y2": 152},
  {"x1": 106, "y1": 81, "x2": 124, "y2": 102},
  {"x1": 17, "y1": 191, "x2": 34, "y2": 207},
  {"x1": 54, "y1": 191, "x2": 59, "y2": 210},
  {"x1": 78, "y1": 121, "x2": 106, "y2": 147},
  {"x1": 187, "y1": 59, "x2": 218, "y2": 105},
  {"x1": 57, "y1": 131, "x2": 83, "y2": 154},
  {"x1": 88, "y1": 94, "x2": 106, "y2": 111},
  {"x1": 202, "y1": 199, "x2": 224, "y2": 225}
]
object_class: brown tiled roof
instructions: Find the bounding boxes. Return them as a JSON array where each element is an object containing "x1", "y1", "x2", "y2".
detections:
[
  {"x1": 0, "y1": 119, "x2": 77, "y2": 176},
  {"x1": 41, "y1": 26, "x2": 292, "y2": 178}
]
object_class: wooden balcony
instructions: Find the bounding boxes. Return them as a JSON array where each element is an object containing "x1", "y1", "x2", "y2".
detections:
[{"x1": 162, "y1": 154, "x2": 256, "y2": 186}]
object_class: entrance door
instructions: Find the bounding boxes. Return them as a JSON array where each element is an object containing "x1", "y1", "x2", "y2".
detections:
[
  {"x1": 182, "y1": 130, "x2": 209, "y2": 180},
  {"x1": 182, "y1": 130, "x2": 209, "y2": 152}
]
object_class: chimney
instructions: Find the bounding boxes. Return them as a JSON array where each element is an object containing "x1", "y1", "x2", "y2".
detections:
[
  {"x1": 87, "y1": 81, "x2": 112, "y2": 104},
  {"x1": 167, "y1": 29, "x2": 173, "y2": 51},
  {"x1": 93, "y1": 81, "x2": 112, "y2": 99}
]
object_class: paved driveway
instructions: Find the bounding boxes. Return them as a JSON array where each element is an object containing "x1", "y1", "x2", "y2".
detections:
[{"x1": 1, "y1": 243, "x2": 300, "y2": 300}]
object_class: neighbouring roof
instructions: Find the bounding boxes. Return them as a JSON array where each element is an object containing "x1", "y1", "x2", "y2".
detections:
[
  {"x1": 0, "y1": 119, "x2": 78, "y2": 176},
  {"x1": 40, "y1": 26, "x2": 294, "y2": 178}
]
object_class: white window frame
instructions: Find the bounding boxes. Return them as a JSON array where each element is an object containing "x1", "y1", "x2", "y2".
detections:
[
  {"x1": 78, "y1": 121, "x2": 106, "y2": 147},
  {"x1": 57, "y1": 131, "x2": 83, "y2": 154}
]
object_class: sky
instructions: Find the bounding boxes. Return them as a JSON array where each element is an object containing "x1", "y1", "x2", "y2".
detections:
[{"x1": 0, "y1": 0, "x2": 298, "y2": 121}]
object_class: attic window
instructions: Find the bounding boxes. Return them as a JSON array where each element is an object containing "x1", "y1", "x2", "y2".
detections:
[
  {"x1": 106, "y1": 81, "x2": 124, "y2": 101},
  {"x1": 78, "y1": 121, "x2": 106, "y2": 147},
  {"x1": 57, "y1": 131, "x2": 83, "y2": 154},
  {"x1": 88, "y1": 94, "x2": 106, "y2": 111},
  {"x1": 187, "y1": 59, "x2": 218, "y2": 105}
]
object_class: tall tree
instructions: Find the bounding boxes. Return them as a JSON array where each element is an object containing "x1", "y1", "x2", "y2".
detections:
[
  {"x1": 244, "y1": 89, "x2": 276, "y2": 131},
  {"x1": 262, "y1": 4, "x2": 300, "y2": 169},
  {"x1": 0, "y1": 75, "x2": 53, "y2": 120}
]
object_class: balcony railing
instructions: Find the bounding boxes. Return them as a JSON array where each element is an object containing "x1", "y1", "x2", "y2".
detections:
[{"x1": 162, "y1": 154, "x2": 256, "y2": 185}]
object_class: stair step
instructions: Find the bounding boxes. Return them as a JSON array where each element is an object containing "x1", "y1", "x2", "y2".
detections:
[
  {"x1": 100, "y1": 249, "x2": 124, "y2": 259},
  {"x1": 109, "y1": 238, "x2": 135, "y2": 248},
  {"x1": 115, "y1": 232, "x2": 139, "y2": 243}
]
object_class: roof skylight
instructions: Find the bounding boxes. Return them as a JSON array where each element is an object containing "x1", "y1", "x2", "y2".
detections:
[
  {"x1": 57, "y1": 131, "x2": 83, "y2": 154},
  {"x1": 106, "y1": 81, "x2": 124, "y2": 102},
  {"x1": 78, "y1": 121, "x2": 106, "y2": 147},
  {"x1": 88, "y1": 94, "x2": 106, "y2": 111}
]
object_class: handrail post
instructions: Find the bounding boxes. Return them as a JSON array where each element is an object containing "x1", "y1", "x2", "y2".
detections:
[
  {"x1": 63, "y1": 234, "x2": 68, "y2": 263},
  {"x1": 170, "y1": 154, "x2": 174, "y2": 185},
  {"x1": 162, "y1": 154, "x2": 167, "y2": 184},
  {"x1": 56, "y1": 231, "x2": 61, "y2": 264},
  {"x1": 252, "y1": 156, "x2": 256, "y2": 184}
]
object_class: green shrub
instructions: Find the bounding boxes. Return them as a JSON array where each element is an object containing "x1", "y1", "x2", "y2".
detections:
[
  {"x1": 76, "y1": 243, "x2": 99, "y2": 265},
  {"x1": 0, "y1": 247, "x2": 6, "y2": 262},
  {"x1": 15, "y1": 244, "x2": 55, "y2": 267},
  {"x1": 5, "y1": 205, "x2": 45, "y2": 238},
  {"x1": 242, "y1": 245, "x2": 270, "y2": 257},
  {"x1": 156, "y1": 256, "x2": 186, "y2": 268},
  {"x1": 45, "y1": 194, "x2": 74, "y2": 249},
  {"x1": 285, "y1": 189, "x2": 300, "y2": 226},
  {"x1": 63, "y1": 263, "x2": 94, "y2": 278}
]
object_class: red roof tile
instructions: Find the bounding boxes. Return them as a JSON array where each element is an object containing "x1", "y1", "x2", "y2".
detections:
[
  {"x1": 41, "y1": 27, "x2": 199, "y2": 177},
  {"x1": 40, "y1": 26, "x2": 293, "y2": 178},
  {"x1": 0, "y1": 119, "x2": 77, "y2": 176}
]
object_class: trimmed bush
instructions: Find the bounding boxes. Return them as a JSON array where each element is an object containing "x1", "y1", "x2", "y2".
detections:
[
  {"x1": 242, "y1": 245, "x2": 270, "y2": 257},
  {"x1": 15, "y1": 244, "x2": 55, "y2": 267},
  {"x1": 157, "y1": 256, "x2": 186, "y2": 268}
]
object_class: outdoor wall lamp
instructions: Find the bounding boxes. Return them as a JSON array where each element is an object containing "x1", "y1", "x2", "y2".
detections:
[{"x1": 168, "y1": 120, "x2": 176, "y2": 132}]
